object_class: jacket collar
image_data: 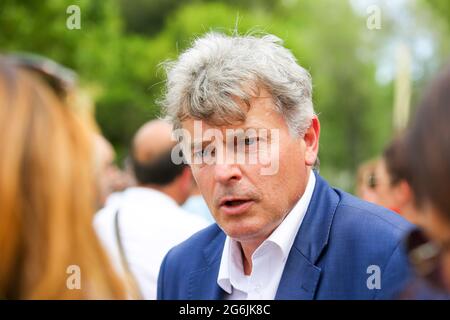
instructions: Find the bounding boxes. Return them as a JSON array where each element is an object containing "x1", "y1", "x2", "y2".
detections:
[
  {"x1": 293, "y1": 171, "x2": 338, "y2": 264},
  {"x1": 188, "y1": 224, "x2": 226, "y2": 299},
  {"x1": 275, "y1": 171, "x2": 339, "y2": 299}
]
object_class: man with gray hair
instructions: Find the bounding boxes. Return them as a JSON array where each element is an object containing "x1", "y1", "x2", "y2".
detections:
[{"x1": 157, "y1": 32, "x2": 413, "y2": 300}]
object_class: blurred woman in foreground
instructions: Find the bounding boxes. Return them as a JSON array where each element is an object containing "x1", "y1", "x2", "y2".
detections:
[
  {"x1": 397, "y1": 65, "x2": 450, "y2": 297},
  {"x1": 0, "y1": 56, "x2": 125, "y2": 299}
]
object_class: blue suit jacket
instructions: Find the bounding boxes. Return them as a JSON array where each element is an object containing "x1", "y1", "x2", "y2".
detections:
[{"x1": 157, "y1": 172, "x2": 414, "y2": 300}]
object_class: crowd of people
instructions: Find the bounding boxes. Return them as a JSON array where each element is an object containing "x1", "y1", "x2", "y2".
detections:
[{"x1": 0, "y1": 33, "x2": 449, "y2": 300}]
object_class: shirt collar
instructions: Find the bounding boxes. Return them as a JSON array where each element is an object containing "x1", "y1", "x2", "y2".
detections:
[
  {"x1": 266, "y1": 171, "x2": 316, "y2": 259},
  {"x1": 217, "y1": 171, "x2": 316, "y2": 294}
]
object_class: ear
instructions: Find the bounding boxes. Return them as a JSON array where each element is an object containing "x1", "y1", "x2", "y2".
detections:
[
  {"x1": 396, "y1": 181, "x2": 426, "y2": 225},
  {"x1": 304, "y1": 116, "x2": 320, "y2": 166},
  {"x1": 394, "y1": 180, "x2": 413, "y2": 207}
]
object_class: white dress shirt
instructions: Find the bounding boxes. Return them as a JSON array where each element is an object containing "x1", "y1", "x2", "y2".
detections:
[
  {"x1": 217, "y1": 172, "x2": 316, "y2": 300},
  {"x1": 94, "y1": 187, "x2": 209, "y2": 299}
]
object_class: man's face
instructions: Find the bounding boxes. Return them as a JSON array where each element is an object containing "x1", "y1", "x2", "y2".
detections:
[{"x1": 180, "y1": 88, "x2": 319, "y2": 244}]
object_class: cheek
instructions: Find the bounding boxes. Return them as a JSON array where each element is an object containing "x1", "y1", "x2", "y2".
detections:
[
  {"x1": 192, "y1": 167, "x2": 213, "y2": 199},
  {"x1": 253, "y1": 171, "x2": 292, "y2": 215},
  {"x1": 260, "y1": 138, "x2": 302, "y2": 187},
  {"x1": 278, "y1": 140, "x2": 304, "y2": 179}
]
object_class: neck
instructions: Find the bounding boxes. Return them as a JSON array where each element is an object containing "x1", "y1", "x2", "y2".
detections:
[{"x1": 239, "y1": 238, "x2": 266, "y2": 275}]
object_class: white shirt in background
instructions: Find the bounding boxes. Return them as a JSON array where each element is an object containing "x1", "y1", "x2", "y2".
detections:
[
  {"x1": 94, "y1": 187, "x2": 209, "y2": 299},
  {"x1": 183, "y1": 195, "x2": 215, "y2": 224},
  {"x1": 217, "y1": 172, "x2": 316, "y2": 300}
]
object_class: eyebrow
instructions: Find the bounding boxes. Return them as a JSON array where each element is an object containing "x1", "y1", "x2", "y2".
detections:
[
  {"x1": 189, "y1": 139, "x2": 214, "y2": 151},
  {"x1": 243, "y1": 126, "x2": 271, "y2": 133},
  {"x1": 188, "y1": 127, "x2": 272, "y2": 149},
  {"x1": 237, "y1": 127, "x2": 272, "y2": 139}
]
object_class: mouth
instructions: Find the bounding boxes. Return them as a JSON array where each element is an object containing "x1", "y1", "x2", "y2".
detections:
[{"x1": 218, "y1": 197, "x2": 255, "y2": 216}]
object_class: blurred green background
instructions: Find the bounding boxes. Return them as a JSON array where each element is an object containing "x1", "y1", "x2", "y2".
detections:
[{"x1": 1, "y1": 0, "x2": 449, "y2": 191}]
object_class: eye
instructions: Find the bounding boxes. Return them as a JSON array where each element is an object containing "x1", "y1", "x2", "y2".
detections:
[
  {"x1": 193, "y1": 147, "x2": 215, "y2": 159},
  {"x1": 244, "y1": 136, "x2": 258, "y2": 146}
]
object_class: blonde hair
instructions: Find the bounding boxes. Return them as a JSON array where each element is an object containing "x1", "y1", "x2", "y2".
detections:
[{"x1": 0, "y1": 59, "x2": 125, "y2": 299}]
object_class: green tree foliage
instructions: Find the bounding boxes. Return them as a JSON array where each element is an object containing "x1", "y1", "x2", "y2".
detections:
[
  {"x1": 0, "y1": 0, "x2": 159, "y2": 158},
  {"x1": 424, "y1": 0, "x2": 450, "y2": 28}
]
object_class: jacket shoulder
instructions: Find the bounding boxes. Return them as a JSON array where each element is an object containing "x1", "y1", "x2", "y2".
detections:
[
  {"x1": 316, "y1": 188, "x2": 414, "y2": 299},
  {"x1": 166, "y1": 223, "x2": 224, "y2": 259},
  {"x1": 334, "y1": 188, "x2": 413, "y2": 238},
  {"x1": 157, "y1": 224, "x2": 224, "y2": 299}
]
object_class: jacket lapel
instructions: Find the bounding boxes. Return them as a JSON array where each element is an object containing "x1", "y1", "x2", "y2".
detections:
[
  {"x1": 275, "y1": 246, "x2": 322, "y2": 299},
  {"x1": 188, "y1": 226, "x2": 227, "y2": 299},
  {"x1": 275, "y1": 171, "x2": 340, "y2": 300}
]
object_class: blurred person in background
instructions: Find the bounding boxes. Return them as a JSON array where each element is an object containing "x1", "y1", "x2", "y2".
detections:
[
  {"x1": 355, "y1": 158, "x2": 379, "y2": 204},
  {"x1": 182, "y1": 181, "x2": 214, "y2": 224},
  {"x1": 395, "y1": 65, "x2": 450, "y2": 297},
  {"x1": 373, "y1": 137, "x2": 420, "y2": 224},
  {"x1": 94, "y1": 119, "x2": 209, "y2": 299},
  {"x1": 93, "y1": 134, "x2": 131, "y2": 208},
  {"x1": 0, "y1": 55, "x2": 125, "y2": 299}
]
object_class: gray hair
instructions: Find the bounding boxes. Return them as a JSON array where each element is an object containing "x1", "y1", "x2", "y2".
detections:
[{"x1": 160, "y1": 32, "x2": 315, "y2": 136}]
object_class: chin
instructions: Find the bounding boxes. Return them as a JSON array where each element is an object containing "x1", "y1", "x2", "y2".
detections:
[{"x1": 221, "y1": 220, "x2": 267, "y2": 242}]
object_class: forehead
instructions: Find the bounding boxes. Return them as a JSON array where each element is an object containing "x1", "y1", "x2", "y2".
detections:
[{"x1": 181, "y1": 88, "x2": 289, "y2": 135}]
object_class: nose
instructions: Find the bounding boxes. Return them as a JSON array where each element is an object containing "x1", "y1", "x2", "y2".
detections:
[{"x1": 213, "y1": 163, "x2": 243, "y2": 185}]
